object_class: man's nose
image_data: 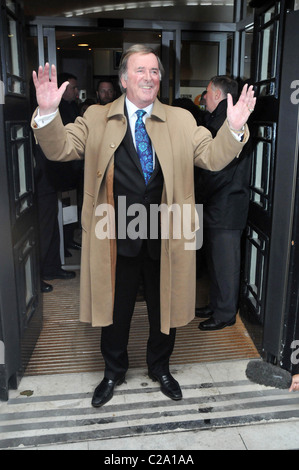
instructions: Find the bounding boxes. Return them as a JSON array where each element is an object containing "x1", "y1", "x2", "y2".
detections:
[{"x1": 144, "y1": 70, "x2": 151, "y2": 81}]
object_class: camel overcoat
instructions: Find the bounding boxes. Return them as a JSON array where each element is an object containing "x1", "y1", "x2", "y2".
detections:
[{"x1": 32, "y1": 95, "x2": 248, "y2": 334}]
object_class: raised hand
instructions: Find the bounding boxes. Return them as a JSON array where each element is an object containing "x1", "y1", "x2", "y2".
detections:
[
  {"x1": 227, "y1": 84, "x2": 256, "y2": 131},
  {"x1": 32, "y1": 63, "x2": 69, "y2": 116}
]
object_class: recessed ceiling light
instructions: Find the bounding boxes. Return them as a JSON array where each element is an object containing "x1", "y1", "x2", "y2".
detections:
[{"x1": 78, "y1": 43, "x2": 89, "y2": 47}]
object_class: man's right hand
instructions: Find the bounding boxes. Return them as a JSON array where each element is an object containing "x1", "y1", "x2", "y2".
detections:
[{"x1": 32, "y1": 63, "x2": 69, "y2": 116}]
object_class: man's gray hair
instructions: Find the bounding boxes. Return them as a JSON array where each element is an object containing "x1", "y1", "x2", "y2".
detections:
[{"x1": 118, "y1": 44, "x2": 164, "y2": 94}]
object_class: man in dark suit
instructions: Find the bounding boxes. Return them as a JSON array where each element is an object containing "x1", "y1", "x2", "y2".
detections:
[
  {"x1": 196, "y1": 76, "x2": 252, "y2": 331},
  {"x1": 32, "y1": 46, "x2": 255, "y2": 408}
]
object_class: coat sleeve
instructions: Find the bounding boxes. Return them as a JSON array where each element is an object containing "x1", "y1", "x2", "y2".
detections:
[
  {"x1": 31, "y1": 107, "x2": 87, "y2": 162},
  {"x1": 192, "y1": 119, "x2": 249, "y2": 171}
]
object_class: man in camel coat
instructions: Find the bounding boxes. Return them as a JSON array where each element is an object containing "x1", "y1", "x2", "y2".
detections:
[{"x1": 31, "y1": 44, "x2": 256, "y2": 407}]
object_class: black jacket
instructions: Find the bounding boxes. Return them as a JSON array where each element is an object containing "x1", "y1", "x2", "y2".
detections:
[
  {"x1": 196, "y1": 99, "x2": 251, "y2": 230},
  {"x1": 113, "y1": 107, "x2": 163, "y2": 260}
]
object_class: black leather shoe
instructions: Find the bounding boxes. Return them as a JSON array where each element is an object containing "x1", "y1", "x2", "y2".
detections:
[
  {"x1": 43, "y1": 269, "x2": 76, "y2": 281},
  {"x1": 198, "y1": 316, "x2": 236, "y2": 331},
  {"x1": 195, "y1": 306, "x2": 213, "y2": 318},
  {"x1": 148, "y1": 371, "x2": 182, "y2": 400},
  {"x1": 91, "y1": 376, "x2": 125, "y2": 408},
  {"x1": 41, "y1": 281, "x2": 53, "y2": 293}
]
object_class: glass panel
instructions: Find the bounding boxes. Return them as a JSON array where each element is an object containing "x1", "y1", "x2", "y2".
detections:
[
  {"x1": 17, "y1": 142, "x2": 27, "y2": 197},
  {"x1": 249, "y1": 242, "x2": 258, "y2": 294},
  {"x1": 251, "y1": 141, "x2": 271, "y2": 210},
  {"x1": 25, "y1": 255, "x2": 33, "y2": 307},
  {"x1": 11, "y1": 124, "x2": 25, "y2": 140},
  {"x1": 180, "y1": 41, "x2": 219, "y2": 101},
  {"x1": 253, "y1": 142, "x2": 263, "y2": 194},
  {"x1": 5, "y1": 0, "x2": 16, "y2": 13},
  {"x1": 240, "y1": 26, "x2": 253, "y2": 80},
  {"x1": 7, "y1": 15, "x2": 20, "y2": 76},
  {"x1": 259, "y1": 23, "x2": 277, "y2": 82},
  {"x1": 245, "y1": 226, "x2": 267, "y2": 318},
  {"x1": 262, "y1": 6, "x2": 276, "y2": 24}
]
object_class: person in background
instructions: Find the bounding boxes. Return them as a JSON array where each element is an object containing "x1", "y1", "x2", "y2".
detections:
[
  {"x1": 54, "y1": 73, "x2": 82, "y2": 257},
  {"x1": 196, "y1": 75, "x2": 252, "y2": 331},
  {"x1": 96, "y1": 79, "x2": 116, "y2": 105}
]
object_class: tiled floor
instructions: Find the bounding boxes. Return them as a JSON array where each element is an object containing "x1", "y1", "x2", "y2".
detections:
[{"x1": 1, "y1": 359, "x2": 299, "y2": 450}]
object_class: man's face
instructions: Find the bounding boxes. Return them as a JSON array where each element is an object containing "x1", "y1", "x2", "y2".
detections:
[
  {"x1": 63, "y1": 78, "x2": 78, "y2": 103},
  {"x1": 121, "y1": 52, "x2": 160, "y2": 108},
  {"x1": 205, "y1": 81, "x2": 220, "y2": 113},
  {"x1": 97, "y1": 82, "x2": 115, "y2": 105}
]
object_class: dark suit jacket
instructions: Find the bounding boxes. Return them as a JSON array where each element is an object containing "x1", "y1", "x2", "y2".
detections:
[
  {"x1": 113, "y1": 107, "x2": 163, "y2": 259},
  {"x1": 196, "y1": 99, "x2": 251, "y2": 230}
]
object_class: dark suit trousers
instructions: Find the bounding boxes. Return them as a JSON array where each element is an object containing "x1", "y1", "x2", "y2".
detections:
[
  {"x1": 100, "y1": 243, "x2": 176, "y2": 380},
  {"x1": 203, "y1": 228, "x2": 242, "y2": 322},
  {"x1": 37, "y1": 192, "x2": 62, "y2": 278}
]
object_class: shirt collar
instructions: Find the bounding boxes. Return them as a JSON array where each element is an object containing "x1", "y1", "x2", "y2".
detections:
[{"x1": 125, "y1": 96, "x2": 153, "y2": 120}]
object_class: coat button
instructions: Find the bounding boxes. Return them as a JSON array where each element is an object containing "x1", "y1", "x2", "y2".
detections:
[
  {"x1": 110, "y1": 143, "x2": 116, "y2": 148},
  {"x1": 97, "y1": 170, "x2": 102, "y2": 178}
]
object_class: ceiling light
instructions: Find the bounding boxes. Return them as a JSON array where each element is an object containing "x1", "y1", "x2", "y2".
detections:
[{"x1": 78, "y1": 43, "x2": 89, "y2": 47}]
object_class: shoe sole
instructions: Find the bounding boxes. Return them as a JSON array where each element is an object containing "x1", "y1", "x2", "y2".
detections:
[{"x1": 148, "y1": 372, "x2": 182, "y2": 401}]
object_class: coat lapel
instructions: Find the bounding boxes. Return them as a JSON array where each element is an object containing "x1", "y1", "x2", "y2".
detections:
[{"x1": 146, "y1": 99, "x2": 173, "y2": 205}]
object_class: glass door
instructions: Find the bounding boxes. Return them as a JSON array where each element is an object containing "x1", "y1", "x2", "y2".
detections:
[
  {"x1": 238, "y1": 1, "x2": 290, "y2": 357},
  {"x1": 0, "y1": 0, "x2": 42, "y2": 400}
]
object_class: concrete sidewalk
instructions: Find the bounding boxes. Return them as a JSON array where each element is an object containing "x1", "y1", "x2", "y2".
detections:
[{"x1": 1, "y1": 359, "x2": 299, "y2": 450}]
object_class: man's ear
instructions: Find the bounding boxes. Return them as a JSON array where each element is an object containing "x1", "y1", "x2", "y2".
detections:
[
  {"x1": 214, "y1": 88, "x2": 222, "y2": 102},
  {"x1": 120, "y1": 76, "x2": 127, "y2": 90}
]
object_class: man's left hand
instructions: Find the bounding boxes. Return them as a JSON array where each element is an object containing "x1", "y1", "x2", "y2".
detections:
[{"x1": 227, "y1": 84, "x2": 256, "y2": 131}]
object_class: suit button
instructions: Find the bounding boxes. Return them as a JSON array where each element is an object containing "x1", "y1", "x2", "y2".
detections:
[{"x1": 97, "y1": 170, "x2": 102, "y2": 178}]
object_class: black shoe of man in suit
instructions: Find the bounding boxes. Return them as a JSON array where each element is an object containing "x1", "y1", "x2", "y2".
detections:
[
  {"x1": 91, "y1": 376, "x2": 125, "y2": 408},
  {"x1": 148, "y1": 370, "x2": 182, "y2": 400},
  {"x1": 198, "y1": 316, "x2": 236, "y2": 331}
]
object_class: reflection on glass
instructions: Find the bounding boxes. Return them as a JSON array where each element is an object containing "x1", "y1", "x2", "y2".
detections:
[
  {"x1": 263, "y1": 6, "x2": 275, "y2": 24},
  {"x1": 253, "y1": 142, "x2": 263, "y2": 193},
  {"x1": 17, "y1": 142, "x2": 27, "y2": 197},
  {"x1": 243, "y1": 27, "x2": 253, "y2": 80},
  {"x1": 249, "y1": 242, "x2": 258, "y2": 293},
  {"x1": 260, "y1": 23, "x2": 275, "y2": 81},
  {"x1": 247, "y1": 227, "x2": 265, "y2": 314},
  {"x1": 5, "y1": 0, "x2": 16, "y2": 13},
  {"x1": 181, "y1": 42, "x2": 219, "y2": 82},
  {"x1": 251, "y1": 140, "x2": 271, "y2": 210},
  {"x1": 7, "y1": 16, "x2": 20, "y2": 76},
  {"x1": 11, "y1": 124, "x2": 25, "y2": 140},
  {"x1": 25, "y1": 255, "x2": 33, "y2": 307}
]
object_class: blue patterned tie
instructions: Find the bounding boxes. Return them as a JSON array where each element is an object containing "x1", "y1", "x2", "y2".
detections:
[{"x1": 135, "y1": 109, "x2": 153, "y2": 184}]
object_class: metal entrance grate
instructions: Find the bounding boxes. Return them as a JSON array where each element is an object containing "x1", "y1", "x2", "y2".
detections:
[{"x1": 25, "y1": 272, "x2": 259, "y2": 376}]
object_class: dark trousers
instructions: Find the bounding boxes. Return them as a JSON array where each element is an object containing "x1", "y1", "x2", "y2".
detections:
[
  {"x1": 203, "y1": 228, "x2": 242, "y2": 322},
  {"x1": 37, "y1": 193, "x2": 62, "y2": 278},
  {"x1": 101, "y1": 243, "x2": 176, "y2": 380}
]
